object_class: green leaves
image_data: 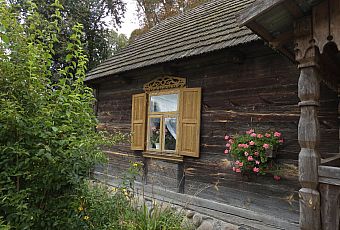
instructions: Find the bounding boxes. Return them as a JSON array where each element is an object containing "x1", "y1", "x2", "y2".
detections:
[{"x1": 0, "y1": 0, "x2": 125, "y2": 228}]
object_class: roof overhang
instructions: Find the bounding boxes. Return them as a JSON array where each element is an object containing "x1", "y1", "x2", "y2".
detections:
[{"x1": 238, "y1": 0, "x2": 323, "y2": 61}]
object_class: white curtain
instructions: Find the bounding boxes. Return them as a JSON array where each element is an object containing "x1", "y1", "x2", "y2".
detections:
[{"x1": 165, "y1": 118, "x2": 176, "y2": 140}]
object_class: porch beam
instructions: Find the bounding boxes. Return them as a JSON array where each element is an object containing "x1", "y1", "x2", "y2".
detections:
[
  {"x1": 238, "y1": 0, "x2": 285, "y2": 26},
  {"x1": 283, "y1": 0, "x2": 304, "y2": 18}
]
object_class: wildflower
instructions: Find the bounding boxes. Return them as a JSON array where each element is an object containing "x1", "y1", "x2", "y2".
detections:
[
  {"x1": 265, "y1": 133, "x2": 271, "y2": 138},
  {"x1": 254, "y1": 151, "x2": 259, "y2": 156},
  {"x1": 279, "y1": 139, "x2": 284, "y2": 143},
  {"x1": 235, "y1": 168, "x2": 241, "y2": 173},
  {"x1": 249, "y1": 141, "x2": 255, "y2": 146},
  {"x1": 238, "y1": 162, "x2": 244, "y2": 167},
  {"x1": 84, "y1": 216, "x2": 90, "y2": 221},
  {"x1": 235, "y1": 160, "x2": 240, "y2": 165},
  {"x1": 224, "y1": 149, "x2": 229, "y2": 154},
  {"x1": 224, "y1": 135, "x2": 230, "y2": 140},
  {"x1": 238, "y1": 144, "x2": 243, "y2": 148},
  {"x1": 112, "y1": 187, "x2": 117, "y2": 192},
  {"x1": 274, "y1": 132, "x2": 281, "y2": 137},
  {"x1": 255, "y1": 160, "x2": 260, "y2": 165},
  {"x1": 273, "y1": 175, "x2": 281, "y2": 181},
  {"x1": 228, "y1": 139, "x2": 234, "y2": 143},
  {"x1": 263, "y1": 143, "x2": 270, "y2": 149},
  {"x1": 250, "y1": 133, "x2": 257, "y2": 137},
  {"x1": 244, "y1": 151, "x2": 249, "y2": 156},
  {"x1": 257, "y1": 134, "x2": 263, "y2": 138},
  {"x1": 247, "y1": 156, "x2": 254, "y2": 161},
  {"x1": 78, "y1": 206, "x2": 84, "y2": 212},
  {"x1": 133, "y1": 162, "x2": 138, "y2": 167},
  {"x1": 243, "y1": 144, "x2": 249, "y2": 148},
  {"x1": 226, "y1": 143, "x2": 231, "y2": 147},
  {"x1": 253, "y1": 167, "x2": 260, "y2": 173}
]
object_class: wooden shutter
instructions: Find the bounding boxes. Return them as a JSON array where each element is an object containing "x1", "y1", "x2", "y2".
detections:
[
  {"x1": 131, "y1": 93, "x2": 147, "y2": 150},
  {"x1": 178, "y1": 88, "x2": 201, "y2": 157}
]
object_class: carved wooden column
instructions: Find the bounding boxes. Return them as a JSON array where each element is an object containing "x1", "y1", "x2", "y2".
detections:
[{"x1": 295, "y1": 16, "x2": 321, "y2": 230}]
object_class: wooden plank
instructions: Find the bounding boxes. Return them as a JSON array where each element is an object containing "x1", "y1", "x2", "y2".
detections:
[
  {"x1": 318, "y1": 165, "x2": 340, "y2": 179},
  {"x1": 238, "y1": 0, "x2": 285, "y2": 26},
  {"x1": 320, "y1": 183, "x2": 340, "y2": 230},
  {"x1": 283, "y1": 0, "x2": 303, "y2": 18},
  {"x1": 320, "y1": 155, "x2": 340, "y2": 164}
]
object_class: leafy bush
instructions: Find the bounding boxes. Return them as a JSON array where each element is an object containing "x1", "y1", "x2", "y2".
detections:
[
  {"x1": 0, "y1": 1, "x2": 123, "y2": 228},
  {"x1": 224, "y1": 129, "x2": 283, "y2": 179}
]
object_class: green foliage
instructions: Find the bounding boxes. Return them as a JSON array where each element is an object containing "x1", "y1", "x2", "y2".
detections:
[
  {"x1": 72, "y1": 163, "x2": 183, "y2": 230},
  {"x1": 0, "y1": 1, "x2": 124, "y2": 228},
  {"x1": 10, "y1": 0, "x2": 127, "y2": 72}
]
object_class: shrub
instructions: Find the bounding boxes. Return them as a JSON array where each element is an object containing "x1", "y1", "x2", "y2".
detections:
[{"x1": 0, "y1": 1, "x2": 123, "y2": 228}]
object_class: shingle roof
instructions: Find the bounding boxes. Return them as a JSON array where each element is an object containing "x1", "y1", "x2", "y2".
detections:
[{"x1": 85, "y1": 0, "x2": 259, "y2": 81}]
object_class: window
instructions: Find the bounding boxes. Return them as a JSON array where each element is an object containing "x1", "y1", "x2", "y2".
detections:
[{"x1": 131, "y1": 76, "x2": 201, "y2": 159}]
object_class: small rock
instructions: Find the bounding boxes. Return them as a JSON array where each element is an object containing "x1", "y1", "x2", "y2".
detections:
[
  {"x1": 221, "y1": 223, "x2": 239, "y2": 230},
  {"x1": 197, "y1": 221, "x2": 214, "y2": 230},
  {"x1": 193, "y1": 213, "x2": 203, "y2": 227},
  {"x1": 186, "y1": 210, "x2": 195, "y2": 218}
]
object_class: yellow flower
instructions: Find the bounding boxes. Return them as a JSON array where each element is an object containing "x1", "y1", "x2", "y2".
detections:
[
  {"x1": 133, "y1": 162, "x2": 138, "y2": 167},
  {"x1": 111, "y1": 187, "x2": 117, "y2": 192},
  {"x1": 84, "y1": 215, "x2": 90, "y2": 221},
  {"x1": 78, "y1": 206, "x2": 84, "y2": 211}
]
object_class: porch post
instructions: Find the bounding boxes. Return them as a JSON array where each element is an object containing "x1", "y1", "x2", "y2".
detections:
[
  {"x1": 294, "y1": 15, "x2": 322, "y2": 229},
  {"x1": 298, "y1": 64, "x2": 321, "y2": 230}
]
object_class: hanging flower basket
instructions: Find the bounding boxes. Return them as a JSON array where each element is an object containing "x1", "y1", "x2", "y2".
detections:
[{"x1": 224, "y1": 129, "x2": 284, "y2": 180}]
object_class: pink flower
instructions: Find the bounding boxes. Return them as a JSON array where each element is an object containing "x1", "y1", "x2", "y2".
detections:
[
  {"x1": 250, "y1": 133, "x2": 257, "y2": 137},
  {"x1": 273, "y1": 175, "x2": 281, "y2": 181},
  {"x1": 232, "y1": 167, "x2": 236, "y2": 172},
  {"x1": 263, "y1": 143, "x2": 270, "y2": 149},
  {"x1": 238, "y1": 162, "x2": 244, "y2": 167},
  {"x1": 235, "y1": 160, "x2": 240, "y2": 165},
  {"x1": 265, "y1": 133, "x2": 271, "y2": 138},
  {"x1": 224, "y1": 149, "x2": 229, "y2": 154},
  {"x1": 255, "y1": 160, "x2": 260, "y2": 165},
  {"x1": 226, "y1": 143, "x2": 231, "y2": 147},
  {"x1": 279, "y1": 139, "x2": 284, "y2": 143},
  {"x1": 244, "y1": 151, "x2": 249, "y2": 157},
  {"x1": 224, "y1": 135, "x2": 230, "y2": 140},
  {"x1": 243, "y1": 144, "x2": 249, "y2": 148},
  {"x1": 246, "y1": 129, "x2": 254, "y2": 134},
  {"x1": 257, "y1": 134, "x2": 263, "y2": 138},
  {"x1": 274, "y1": 132, "x2": 281, "y2": 137},
  {"x1": 247, "y1": 156, "x2": 254, "y2": 161},
  {"x1": 228, "y1": 139, "x2": 234, "y2": 143},
  {"x1": 249, "y1": 141, "x2": 255, "y2": 146},
  {"x1": 238, "y1": 144, "x2": 243, "y2": 148},
  {"x1": 253, "y1": 167, "x2": 260, "y2": 173},
  {"x1": 235, "y1": 168, "x2": 241, "y2": 173},
  {"x1": 254, "y1": 151, "x2": 259, "y2": 156}
]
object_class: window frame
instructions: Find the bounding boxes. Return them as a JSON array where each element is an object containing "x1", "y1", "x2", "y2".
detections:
[{"x1": 146, "y1": 89, "x2": 180, "y2": 155}]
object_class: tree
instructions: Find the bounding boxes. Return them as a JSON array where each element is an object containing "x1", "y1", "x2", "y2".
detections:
[
  {"x1": 0, "y1": 1, "x2": 122, "y2": 228},
  {"x1": 10, "y1": 0, "x2": 128, "y2": 72},
  {"x1": 134, "y1": 0, "x2": 208, "y2": 33}
]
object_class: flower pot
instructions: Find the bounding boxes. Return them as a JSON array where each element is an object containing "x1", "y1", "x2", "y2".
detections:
[{"x1": 266, "y1": 148, "x2": 276, "y2": 158}]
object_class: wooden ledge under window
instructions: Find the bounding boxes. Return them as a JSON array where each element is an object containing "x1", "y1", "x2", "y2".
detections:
[{"x1": 143, "y1": 151, "x2": 183, "y2": 162}]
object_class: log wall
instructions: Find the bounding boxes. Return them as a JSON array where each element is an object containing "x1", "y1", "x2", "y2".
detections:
[{"x1": 89, "y1": 41, "x2": 338, "y2": 226}]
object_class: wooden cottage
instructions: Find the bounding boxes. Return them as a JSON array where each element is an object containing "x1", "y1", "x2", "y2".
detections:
[{"x1": 85, "y1": 0, "x2": 340, "y2": 229}]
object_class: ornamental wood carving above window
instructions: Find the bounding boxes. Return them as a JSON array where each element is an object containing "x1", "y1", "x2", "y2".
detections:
[{"x1": 143, "y1": 76, "x2": 186, "y2": 92}]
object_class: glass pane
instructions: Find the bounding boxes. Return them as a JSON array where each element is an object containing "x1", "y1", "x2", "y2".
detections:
[
  {"x1": 150, "y1": 94, "x2": 178, "y2": 112},
  {"x1": 164, "y1": 117, "x2": 177, "y2": 151},
  {"x1": 148, "y1": 117, "x2": 161, "y2": 150}
]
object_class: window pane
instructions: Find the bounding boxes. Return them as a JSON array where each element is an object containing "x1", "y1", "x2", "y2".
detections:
[
  {"x1": 150, "y1": 94, "x2": 178, "y2": 112},
  {"x1": 164, "y1": 117, "x2": 177, "y2": 151},
  {"x1": 148, "y1": 117, "x2": 161, "y2": 150}
]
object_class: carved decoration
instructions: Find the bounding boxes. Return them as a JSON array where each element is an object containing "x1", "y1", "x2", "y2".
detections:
[{"x1": 143, "y1": 76, "x2": 186, "y2": 92}]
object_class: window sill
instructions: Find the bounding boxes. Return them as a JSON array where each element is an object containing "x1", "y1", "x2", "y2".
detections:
[{"x1": 143, "y1": 151, "x2": 183, "y2": 162}]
